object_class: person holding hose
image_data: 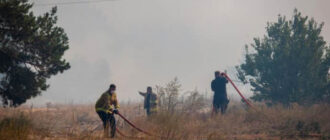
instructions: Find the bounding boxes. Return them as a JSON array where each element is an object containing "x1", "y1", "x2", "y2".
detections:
[
  {"x1": 211, "y1": 71, "x2": 229, "y2": 114},
  {"x1": 139, "y1": 86, "x2": 158, "y2": 116},
  {"x1": 95, "y1": 84, "x2": 120, "y2": 138}
]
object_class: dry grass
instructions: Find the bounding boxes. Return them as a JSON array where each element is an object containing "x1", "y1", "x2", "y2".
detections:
[{"x1": 1, "y1": 102, "x2": 330, "y2": 140}]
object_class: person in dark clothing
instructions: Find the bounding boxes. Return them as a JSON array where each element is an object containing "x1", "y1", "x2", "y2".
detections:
[
  {"x1": 211, "y1": 71, "x2": 229, "y2": 114},
  {"x1": 139, "y1": 87, "x2": 158, "y2": 116}
]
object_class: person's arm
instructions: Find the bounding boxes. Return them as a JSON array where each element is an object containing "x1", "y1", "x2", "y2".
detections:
[
  {"x1": 139, "y1": 91, "x2": 146, "y2": 97},
  {"x1": 103, "y1": 94, "x2": 113, "y2": 113},
  {"x1": 221, "y1": 72, "x2": 229, "y2": 84},
  {"x1": 114, "y1": 94, "x2": 120, "y2": 109},
  {"x1": 211, "y1": 80, "x2": 215, "y2": 91}
]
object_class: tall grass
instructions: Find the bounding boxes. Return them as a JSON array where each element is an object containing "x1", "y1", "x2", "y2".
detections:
[
  {"x1": 0, "y1": 114, "x2": 31, "y2": 140},
  {"x1": 0, "y1": 102, "x2": 329, "y2": 140}
]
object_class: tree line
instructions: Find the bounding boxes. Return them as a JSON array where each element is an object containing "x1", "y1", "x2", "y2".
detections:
[{"x1": 0, "y1": 1, "x2": 329, "y2": 107}]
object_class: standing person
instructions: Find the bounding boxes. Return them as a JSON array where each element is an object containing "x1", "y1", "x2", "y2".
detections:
[
  {"x1": 139, "y1": 86, "x2": 158, "y2": 116},
  {"x1": 211, "y1": 71, "x2": 229, "y2": 114},
  {"x1": 95, "y1": 84, "x2": 120, "y2": 138}
]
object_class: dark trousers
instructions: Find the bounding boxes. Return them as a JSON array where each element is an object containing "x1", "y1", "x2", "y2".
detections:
[
  {"x1": 97, "y1": 111, "x2": 116, "y2": 138},
  {"x1": 146, "y1": 108, "x2": 151, "y2": 116},
  {"x1": 213, "y1": 95, "x2": 229, "y2": 114},
  {"x1": 213, "y1": 102, "x2": 228, "y2": 114}
]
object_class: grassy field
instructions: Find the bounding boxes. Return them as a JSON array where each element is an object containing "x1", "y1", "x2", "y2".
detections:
[{"x1": 0, "y1": 102, "x2": 330, "y2": 140}]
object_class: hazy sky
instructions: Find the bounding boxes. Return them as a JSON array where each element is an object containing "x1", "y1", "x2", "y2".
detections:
[{"x1": 26, "y1": 0, "x2": 330, "y2": 106}]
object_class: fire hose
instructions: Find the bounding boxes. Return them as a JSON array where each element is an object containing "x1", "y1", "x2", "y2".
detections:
[
  {"x1": 112, "y1": 73, "x2": 324, "y2": 139},
  {"x1": 115, "y1": 73, "x2": 255, "y2": 138},
  {"x1": 116, "y1": 112, "x2": 153, "y2": 136},
  {"x1": 116, "y1": 128, "x2": 144, "y2": 139},
  {"x1": 221, "y1": 73, "x2": 254, "y2": 109},
  {"x1": 115, "y1": 112, "x2": 169, "y2": 139}
]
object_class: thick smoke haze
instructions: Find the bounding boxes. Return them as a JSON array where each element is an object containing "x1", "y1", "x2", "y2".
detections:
[{"x1": 27, "y1": 0, "x2": 330, "y2": 106}]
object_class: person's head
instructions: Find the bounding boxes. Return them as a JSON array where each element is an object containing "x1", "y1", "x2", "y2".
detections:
[
  {"x1": 215, "y1": 71, "x2": 221, "y2": 78},
  {"x1": 109, "y1": 84, "x2": 116, "y2": 94},
  {"x1": 147, "y1": 86, "x2": 152, "y2": 93}
]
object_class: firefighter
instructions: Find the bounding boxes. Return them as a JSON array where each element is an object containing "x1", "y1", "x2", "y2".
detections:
[
  {"x1": 139, "y1": 86, "x2": 158, "y2": 116},
  {"x1": 95, "y1": 84, "x2": 120, "y2": 138},
  {"x1": 211, "y1": 71, "x2": 229, "y2": 114}
]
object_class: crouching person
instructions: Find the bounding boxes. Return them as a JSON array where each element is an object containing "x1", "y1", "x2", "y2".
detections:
[{"x1": 95, "y1": 84, "x2": 120, "y2": 138}]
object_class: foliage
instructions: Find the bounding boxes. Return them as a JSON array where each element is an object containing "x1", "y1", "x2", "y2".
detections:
[
  {"x1": 1, "y1": 103, "x2": 330, "y2": 139},
  {"x1": 181, "y1": 89, "x2": 207, "y2": 113},
  {"x1": 236, "y1": 9, "x2": 330, "y2": 105},
  {"x1": 155, "y1": 78, "x2": 207, "y2": 113},
  {"x1": 0, "y1": 0, "x2": 70, "y2": 106},
  {"x1": 155, "y1": 77, "x2": 181, "y2": 113}
]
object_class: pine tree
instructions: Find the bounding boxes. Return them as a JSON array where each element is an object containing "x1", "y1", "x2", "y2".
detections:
[
  {"x1": 0, "y1": 0, "x2": 70, "y2": 106},
  {"x1": 236, "y1": 9, "x2": 330, "y2": 105}
]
